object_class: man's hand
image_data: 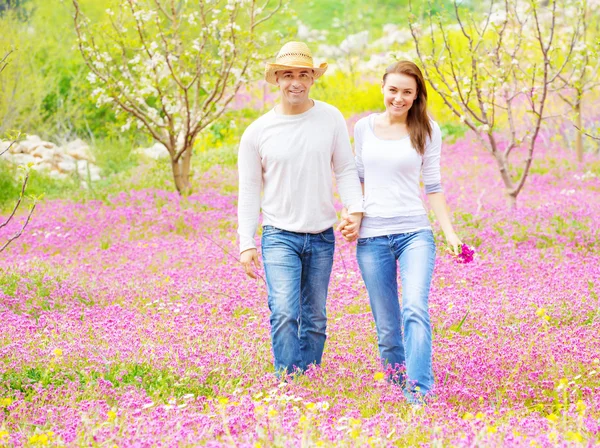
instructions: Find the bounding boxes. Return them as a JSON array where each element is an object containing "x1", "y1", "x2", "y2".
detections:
[
  {"x1": 240, "y1": 248, "x2": 260, "y2": 279},
  {"x1": 336, "y1": 208, "x2": 363, "y2": 242}
]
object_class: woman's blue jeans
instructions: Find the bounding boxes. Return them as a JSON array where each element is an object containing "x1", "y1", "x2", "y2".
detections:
[
  {"x1": 356, "y1": 229, "x2": 436, "y2": 398},
  {"x1": 261, "y1": 225, "x2": 335, "y2": 376}
]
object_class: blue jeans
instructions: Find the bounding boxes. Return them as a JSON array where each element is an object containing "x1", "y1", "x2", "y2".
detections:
[
  {"x1": 261, "y1": 225, "x2": 335, "y2": 375},
  {"x1": 356, "y1": 229, "x2": 436, "y2": 399}
]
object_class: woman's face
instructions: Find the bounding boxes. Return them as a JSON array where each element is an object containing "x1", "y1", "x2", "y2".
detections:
[{"x1": 381, "y1": 73, "x2": 418, "y2": 119}]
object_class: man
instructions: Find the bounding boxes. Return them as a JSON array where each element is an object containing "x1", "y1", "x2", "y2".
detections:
[{"x1": 237, "y1": 41, "x2": 364, "y2": 376}]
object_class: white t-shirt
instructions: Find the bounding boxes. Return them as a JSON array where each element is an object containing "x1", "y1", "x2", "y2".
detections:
[
  {"x1": 355, "y1": 114, "x2": 443, "y2": 238},
  {"x1": 237, "y1": 100, "x2": 364, "y2": 253}
]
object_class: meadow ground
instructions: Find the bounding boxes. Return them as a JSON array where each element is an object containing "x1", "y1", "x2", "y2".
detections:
[{"x1": 1, "y1": 130, "x2": 599, "y2": 446}]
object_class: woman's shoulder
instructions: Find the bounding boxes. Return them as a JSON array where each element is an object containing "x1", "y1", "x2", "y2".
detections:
[
  {"x1": 354, "y1": 113, "x2": 377, "y2": 133},
  {"x1": 428, "y1": 118, "x2": 441, "y2": 133},
  {"x1": 427, "y1": 118, "x2": 442, "y2": 141}
]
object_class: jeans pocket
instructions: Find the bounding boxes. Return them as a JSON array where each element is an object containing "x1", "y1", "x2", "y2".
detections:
[
  {"x1": 262, "y1": 225, "x2": 284, "y2": 236},
  {"x1": 357, "y1": 237, "x2": 373, "y2": 246},
  {"x1": 319, "y1": 228, "x2": 335, "y2": 244}
]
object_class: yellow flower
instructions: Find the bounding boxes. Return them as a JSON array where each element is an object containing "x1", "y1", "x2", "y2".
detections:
[
  {"x1": 218, "y1": 397, "x2": 229, "y2": 406},
  {"x1": 374, "y1": 372, "x2": 385, "y2": 381},
  {"x1": 305, "y1": 402, "x2": 315, "y2": 410},
  {"x1": 576, "y1": 400, "x2": 586, "y2": 414},
  {"x1": 546, "y1": 413, "x2": 559, "y2": 422},
  {"x1": 267, "y1": 407, "x2": 278, "y2": 418},
  {"x1": 1, "y1": 398, "x2": 12, "y2": 407},
  {"x1": 565, "y1": 431, "x2": 584, "y2": 443},
  {"x1": 0, "y1": 430, "x2": 9, "y2": 439},
  {"x1": 107, "y1": 410, "x2": 117, "y2": 421},
  {"x1": 535, "y1": 307, "x2": 546, "y2": 317},
  {"x1": 475, "y1": 412, "x2": 485, "y2": 420},
  {"x1": 462, "y1": 412, "x2": 474, "y2": 420},
  {"x1": 299, "y1": 415, "x2": 308, "y2": 424},
  {"x1": 486, "y1": 425, "x2": 497, "y2": 434},
  {"x1": 53, "y1": 348, "x2": 63, "y2": 357}
]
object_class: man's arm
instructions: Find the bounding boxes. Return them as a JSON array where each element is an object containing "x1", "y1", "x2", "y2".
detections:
[
  {"x1": 237, "y1": 127, "x2": 262, "y2": 278},
  {"x1": 334, "y1": 114, "x2": 365, "y2": 241},
  {"x1": 331, "y1": 110, "x2": 364, "y2": 238}
]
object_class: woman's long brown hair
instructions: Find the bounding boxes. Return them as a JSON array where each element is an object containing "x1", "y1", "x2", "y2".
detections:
[{"x1": 382, "y1": 61, "x2": 431, "y2": 156}]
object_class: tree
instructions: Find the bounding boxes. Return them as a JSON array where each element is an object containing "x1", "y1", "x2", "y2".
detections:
[
  {"x1": 408, "y1": 0, "x2": 583, "y2": 208},
  {"x1": 0, "y1": 51, "x2": 36, "y2": 253},
  {"x1": 73, "y1": 0, "x2": 282, "y2": 195},
  {"x1": 555, "y1": 2, "x2": 600, "y2": 162}
]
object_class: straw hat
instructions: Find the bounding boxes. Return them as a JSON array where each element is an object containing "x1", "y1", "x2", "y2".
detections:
[{"x1": 265, "y1": 41, "x2": 328, "y2": 85}]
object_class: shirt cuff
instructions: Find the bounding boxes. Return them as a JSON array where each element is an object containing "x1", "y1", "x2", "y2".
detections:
[
  {"x1": 347, "y1": 202, "x2": 365, "y2": 214},
  {"x1": 239, "y1": 235, "x2": 257, "y2": 254},
  {"x1": 425, "y1": 183, "x2": 443, "y2": 194}
]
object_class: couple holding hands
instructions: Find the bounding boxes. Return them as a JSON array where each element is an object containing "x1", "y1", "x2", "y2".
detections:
[{"x1": 237, "y1": 42, "x2": 462, "y2": 405}]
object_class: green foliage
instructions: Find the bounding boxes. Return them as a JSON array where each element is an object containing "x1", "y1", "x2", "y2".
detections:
[
  {"x1": 312, "y1": 72, "x2": 382, "y2": 117},
  {"x1": 0, "y1": 162, "x2": 20, "y2": 206}
]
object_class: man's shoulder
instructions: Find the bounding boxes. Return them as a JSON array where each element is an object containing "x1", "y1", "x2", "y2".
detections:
[
  {"x1": 313, "y1": 100, "x2": 344, "y2": 120},
  {"x1": 242, "y1": 109, "x2": 275, "y2": 138}
]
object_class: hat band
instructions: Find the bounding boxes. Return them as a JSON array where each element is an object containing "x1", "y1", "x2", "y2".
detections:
[{"x1": 275, "y1": 53, "x2": 314, "y2": 65}]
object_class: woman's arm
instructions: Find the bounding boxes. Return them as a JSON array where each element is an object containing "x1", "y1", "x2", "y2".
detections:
[{"x1": 427, "y1": 192, "x2": 462, "y2": 255}]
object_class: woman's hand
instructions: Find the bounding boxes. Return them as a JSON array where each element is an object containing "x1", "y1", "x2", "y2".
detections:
[
  {"x1": 336, "y1": 208, "x2": 362, "y2": 242},
  {"x1": 445, "y1": 232, "x2": 462, "y2": 256}
]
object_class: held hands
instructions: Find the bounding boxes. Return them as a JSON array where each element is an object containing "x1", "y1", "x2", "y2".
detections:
[
  {"x1": 240, "y1": 248, "x2": 260, "y2": 279},
  {"x1": 336, "y1": 208, "x2": 363, "y2": 242}
]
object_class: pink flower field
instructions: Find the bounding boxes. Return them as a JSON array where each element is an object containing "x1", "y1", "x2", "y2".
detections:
[{"x1": 1, "y1": 131, "x2": 599, "y2": 447}]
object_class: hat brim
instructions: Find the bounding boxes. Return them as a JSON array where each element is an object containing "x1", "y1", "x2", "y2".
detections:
[{"x1": 264, "y1": 62, "x2": 328, "y2": 85}]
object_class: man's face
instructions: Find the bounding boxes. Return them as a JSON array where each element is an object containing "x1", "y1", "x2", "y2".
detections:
[{"x1": 276, "y1": 68, "x2": 314, "y2": 107}]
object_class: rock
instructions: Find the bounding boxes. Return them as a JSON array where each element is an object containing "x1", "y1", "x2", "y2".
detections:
[
  {"x1": 57, "y1": 156, "x2": 77, "y2": 173},
  {"x1": 65, "y1": 139, "x2": 94, "y2": 161},
  {"x1": 137, "y1": 142, "x2": 169, "y2": 160},
  {"x1": 31, "y1": 146, "x2": 56, "y2": 162},
  {"x1": 6, "y1": 153, "x2": 36, "y2": 166},
  {"x1": 31, "y1": 161, "x2": 54, "y2": 172},
  {"x1": 1, "y1": 136, "x2": 102, "y2": 186},
  {"x1": 77, "y1": 160, "x2": 101, "y2": 181}
]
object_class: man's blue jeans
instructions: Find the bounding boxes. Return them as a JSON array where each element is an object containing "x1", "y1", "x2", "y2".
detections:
[
  {"x1": 356, "y1": 229, "x2": 436, "y2": 398},
  {"x1": 261, "y1": 225, "x2": 335, "y2": 375}
]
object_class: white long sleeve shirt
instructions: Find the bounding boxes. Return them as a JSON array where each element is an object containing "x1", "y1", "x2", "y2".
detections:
[
  {"x1": 237, "y1": 100, "x2": 364, "y2": 253},
  {"x1": 355, "y1": 114, "x2": 443, "y2": 238}
]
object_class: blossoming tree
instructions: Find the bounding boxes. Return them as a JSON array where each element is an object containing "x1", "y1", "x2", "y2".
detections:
[
  {"x1": 0, "y1": 51, "x2": 36, "y2": 253},
  {"x1": 72, "y1": 0, "x2": 282, "y2": 194},
  {"x1": 555, "y1": 2, "x2": 600, "y2": 162},
  {"x1": 408, "y1": 0, "x2": 583, "y2": 207}
]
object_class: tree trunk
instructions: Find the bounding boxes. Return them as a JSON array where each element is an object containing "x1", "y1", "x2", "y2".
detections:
[
  {"x1": 575, "y1": 97, "x2": 583, "y2": 163},
  {"x1": 171, "y1": 147, "x2": 193, "y2": 195},
  {"x1": 506, "y1": 193, "x2": 517, "y2": 209}
]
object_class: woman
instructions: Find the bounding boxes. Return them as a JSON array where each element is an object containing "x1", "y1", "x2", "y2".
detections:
[{"x1": 339, "y1": 61, "x2": 462, "y2": 405}]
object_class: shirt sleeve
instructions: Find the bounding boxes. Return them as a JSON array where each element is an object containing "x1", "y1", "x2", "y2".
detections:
[
  {"x1": 422, "y1": 121, "x2": 443, "y2": 194},
  {"x1": 331, "y1": 110, "x2": 365, "y2": 214},
  {"x1": 354, "y1": 118, "x2": 365, "y2": 183},
  {"x1": 237, "y1": 125, "x2": 262, "y2": 253}
]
